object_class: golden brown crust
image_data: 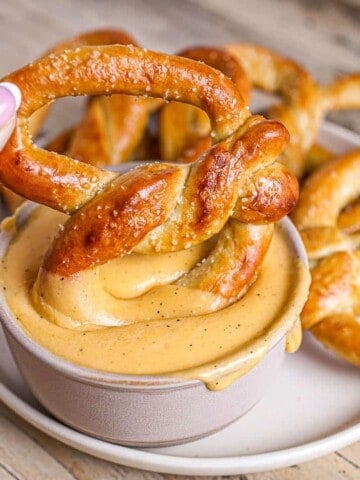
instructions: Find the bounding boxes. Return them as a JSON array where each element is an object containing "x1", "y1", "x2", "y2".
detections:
[
  {"x1": 291, "y1": 149, "x2": 360, "y2": 260},
  {"x1": 225, "y1": 43, "x2": 320, "y2": 177},
  {"x1": 225, "y1": 44, "x2": 360, "y2": 178},
  {"x1": 322, "y1": 73, "x2": 360, "y2": 111},
  {"x1": 1, "y1": 28, "x2": 150, "y2": 212},
  {"x1": 67, "y1": 95, "x2": 150, "y2": 166},
  {"x1": 0, "y1": 42, "x2": 297, "y2": 311},
  {"x1": 177, "y1": 221, "x2": 273, "y2": 300},
  {"x1": 159, "y1": 46, "x2": 250, "y2": 163},
  {"x1": 47, "y1": 29, "x2": 152, "y2": 167},
  {"x1": 311, "y1": 315, "x2": 360, "y2": 367},
  {"x1": 157, "y1": 46, "x2": 297, "y2": 224},
  {"x1": 294, "y1": 149, "x2": 360, "y2": 367},
  {"x1": 43, "y1": 164, "x2": 188, "y2": 275},
  {"x1": 338, "y1": 202, "x2": 360, "y2": 234},
  {"x1": 302, "y1": 251, "x2": 360, "y2": 367},
  {"x1": 43, "y1": 117, "x2": 290, "y2": 277},
  {"x1": 234, "y1": 163, "x2": 299, "y2": 223}
]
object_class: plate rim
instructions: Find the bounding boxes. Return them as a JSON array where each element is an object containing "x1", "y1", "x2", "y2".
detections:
[
  {"x1": 1, "y1": 379, "x2": 359, "y2": 476},
  {"x1": 1, "y1": 120, "x2": 359, "y2": 476}
]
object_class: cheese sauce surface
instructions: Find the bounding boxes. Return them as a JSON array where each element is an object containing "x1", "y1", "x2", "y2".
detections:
[{"x1": 1, "y1": 205, "x2": 310, "y2": 390}]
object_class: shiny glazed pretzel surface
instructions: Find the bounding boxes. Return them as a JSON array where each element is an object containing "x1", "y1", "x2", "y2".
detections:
[{"x1": 0, "y1": 42, "x2": 299, "y2": 313}]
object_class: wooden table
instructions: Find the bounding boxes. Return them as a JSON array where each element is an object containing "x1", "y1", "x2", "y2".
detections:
[{"x1": 0, "y1": 0, "x2": 359, "y2": 478}]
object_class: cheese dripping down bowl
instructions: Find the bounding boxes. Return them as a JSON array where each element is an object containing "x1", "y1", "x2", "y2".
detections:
[{"x1": 0, "y1": 161, "x2": 310, "y2": 447}]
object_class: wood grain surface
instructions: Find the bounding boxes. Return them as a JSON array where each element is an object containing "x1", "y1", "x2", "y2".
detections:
[{"x1": 0, "y1": 0, "x2": 359, "y2": 479}]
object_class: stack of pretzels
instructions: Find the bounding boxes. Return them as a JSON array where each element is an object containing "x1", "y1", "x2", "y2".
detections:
[{"x1": 0, "y1": 29, "x2": 359, "y2": 364}]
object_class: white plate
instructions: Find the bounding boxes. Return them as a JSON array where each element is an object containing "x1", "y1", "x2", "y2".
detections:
[{"x1": 1, "y1": 122, "x2": 360, "y2": 476}]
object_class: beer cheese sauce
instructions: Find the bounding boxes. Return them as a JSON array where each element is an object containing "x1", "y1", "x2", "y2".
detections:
[{"x1": 1, "y1": 205, "x2": 310, "y2": 390}]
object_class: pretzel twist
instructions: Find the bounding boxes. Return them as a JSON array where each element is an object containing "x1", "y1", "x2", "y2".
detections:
[
  {"x1": 157, "y1": 47, "x2": 298, "y2": 224},
  {"x1": 0, "y1": 45, "x2": 298, "y2": 325},
  {"x1": 225, "y1": 44, "x2": 360, "y2": 177},
  {"x1": 18, "y1": 43, "x2": 298, "y2": 228}
]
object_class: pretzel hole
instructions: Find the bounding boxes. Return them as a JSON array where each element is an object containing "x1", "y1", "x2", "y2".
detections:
[{"x1": 32, "y1": 97, "x2": 88, "y2": 147}]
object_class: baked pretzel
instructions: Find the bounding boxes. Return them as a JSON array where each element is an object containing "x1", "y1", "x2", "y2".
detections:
[
  {"x1": 0, "y1": 45, "x2": 298, "y2": 322},
  {"x1": 225, "y1": 44, "x2": 360, "y2": 177},
  {"x1": 292, "y1": 149, "x2": 360, "y2": 366},
  {"x1": 301, "y1": 251, "x2": 360, "y2": 367},
  {"x1": 291, "y1": 149, "x2": 360, "y2": 261}
]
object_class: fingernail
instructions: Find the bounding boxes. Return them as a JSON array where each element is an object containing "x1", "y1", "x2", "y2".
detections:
[
  {"x1": 0, "y1": 116, "x2": 16, "y2": 151},
  {"x1": 0, "y1": 83, "x2": 21, "y2": 127},
  {"x1": 0, "y1": 83, "x2": 21, "y2": 109}
]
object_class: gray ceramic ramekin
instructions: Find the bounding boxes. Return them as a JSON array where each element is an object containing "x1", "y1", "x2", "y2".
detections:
[{"x1": 0, "y1": 203, "x2": 309, "y2": 447}]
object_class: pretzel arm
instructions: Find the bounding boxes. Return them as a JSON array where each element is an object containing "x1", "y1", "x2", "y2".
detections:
[
  {"x1": 311, "y1": 314, "x2": 360, "y2": 367},
  {"x1": 67, "y1": 95, "x2": 150, "y2": 166},
  {"x1": 48, "y1": 29, "x2": 152, "y2": 166},
  {"x1": 338, "y1": 202, "x2": 360, "y2": 234},
  {"x1": 291, "y1": 149, "x2": 360, "y2": 259},
  {"x1": 0, "y1": 45, "x2": 247, "y2": 213},
  {"x1": 301, "y1": 251, "x2": 360, "y2": 367},
  {"x1": 160, "y1": 46, "x2": 250, "y2": 162}
]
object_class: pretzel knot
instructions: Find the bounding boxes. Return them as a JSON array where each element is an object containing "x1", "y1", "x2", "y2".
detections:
[
  {"x1": 292, "y1": 150, "x2": 360, "y2": 366},
  {"x1": 225, "y1": 45, "x2": 360, "y2": 178},
  {"x1": 0, "y1": 45, "x2": 298, "y2": 326}
]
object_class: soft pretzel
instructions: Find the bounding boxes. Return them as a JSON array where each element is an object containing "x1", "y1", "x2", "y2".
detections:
[
  {"x1": 292, "y1": 150, "x2": 360, "y2": 366},
  {"x1": 303, "y1": 71, "x2": 360, "y2": 174},
  {"x1": 301, "y1": 251, "x2": 360, "y2": 367},
  {"x1": 322, "y1": 73, "x2": 360, "y2": 111},
  {"x1": 225, "y1": 44, "x2": 360, "y2": 177},
  {"x1": 0, "y1": 45, "x2": 298, "y2": 325},
  {"x1": 291, "y1": 149, "x2": 360, "y2": 261}
]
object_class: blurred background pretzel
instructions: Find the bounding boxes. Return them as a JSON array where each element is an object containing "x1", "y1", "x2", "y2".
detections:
[
  {"x1": 225, "y1": 44, "x2": 360, "y2": 178},
  {"x1": 292, "y1": 149, "x2": 360, "y2": 261},
  {"x1": 301, "y1": 251, "x2": 360, "y2": 367},
  {"x1": 292, "y1": 149, "x2": 360, "y2": 366}
]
